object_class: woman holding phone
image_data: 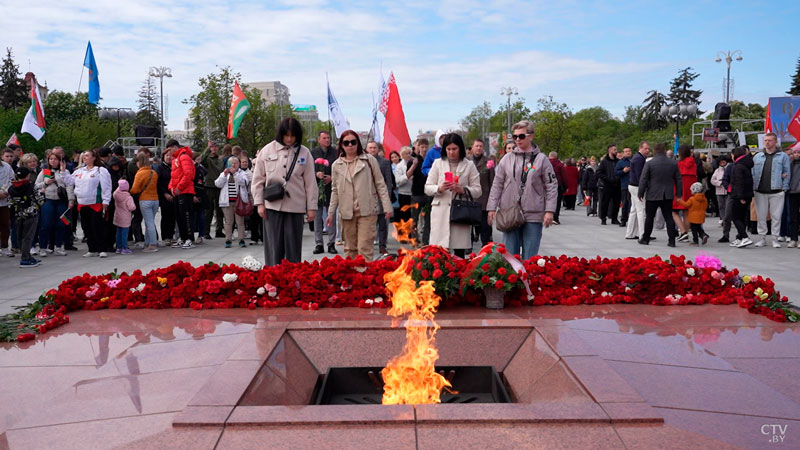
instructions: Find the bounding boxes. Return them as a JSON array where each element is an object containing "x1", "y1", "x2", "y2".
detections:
[{"x1": 424, "y1": 133, "x2": 481, "y2": 257}]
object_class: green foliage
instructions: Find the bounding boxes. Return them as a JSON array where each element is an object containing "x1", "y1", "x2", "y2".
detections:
[
  {"x1": 641, "y1": 90, "x2": 668, "y2": 131},
  {"x1": 462, "y1": 251, "x2": 523, "y2": 293},
  {"x1": 0, "y1": 48, "x2": 27, "y2": 110},
  {"x1": 136, "y1": 76, "x2": 161, "y2": 128},
  {"x1": 43, "y1": 91, "x2": 97, "y2": 123},
  {"x1": 186, "y1": 66, "x2": 241, "y2": 146},
  {"x1": 531, "y1": 96, "x2": 573, "y2": 155},
  {"x1": 460, "y1": 101, "x2": 493, "y2": 143},
  {"x1": 787, "y1": 56, "x2": 800, "y2": 96},
  {"x1": 668, "y1": 67, "x2": 703, "y2": 116}
]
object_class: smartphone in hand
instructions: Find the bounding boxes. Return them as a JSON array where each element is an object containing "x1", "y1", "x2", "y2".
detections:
[{"x1": 444, "y1": 172, "x2": 453, "y2": 183}]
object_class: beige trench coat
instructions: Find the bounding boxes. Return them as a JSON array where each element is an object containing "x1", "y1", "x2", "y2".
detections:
[
  {"x1": 328, "y1": 153, "x2": 392, "y2": 220},
  {"x1": 424, "y1": 158, "x2": 481, "y2": 250}
]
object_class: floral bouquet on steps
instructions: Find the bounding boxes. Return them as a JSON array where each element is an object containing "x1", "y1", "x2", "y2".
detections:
[{"x1": 461, "y1": 243, "x2": 530, "y2": 308}]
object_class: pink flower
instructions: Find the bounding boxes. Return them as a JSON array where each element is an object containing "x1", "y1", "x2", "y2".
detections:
[{"x1": 486, "y1": 160, "x2": 495, "y2": 169}]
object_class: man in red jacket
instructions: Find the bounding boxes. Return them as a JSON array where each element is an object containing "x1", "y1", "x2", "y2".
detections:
[{"x1": 167, "y1": 142, "x2": 196, "y2": 248}]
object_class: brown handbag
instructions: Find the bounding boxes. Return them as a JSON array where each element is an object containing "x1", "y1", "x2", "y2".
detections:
[{"x1": 495, "y1": 152, "x2": 532, "y2": 232}]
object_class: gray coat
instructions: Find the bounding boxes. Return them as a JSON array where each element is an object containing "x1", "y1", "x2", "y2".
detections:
[{"x1": 637, "y1": 154, "x2": 682, "y2": 201}]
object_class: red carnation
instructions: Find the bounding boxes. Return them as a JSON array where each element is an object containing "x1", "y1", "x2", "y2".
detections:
[
  {"x1": 481, "y1": 275, "x2": 490, "y2": 284},
  {"x1": 482, "y1": 264, "x2": 490, "y2": 271},
  {"x1": 433, "y1": 269, "x2": 443, "y2": 278},
  {"x1": 497, "y1": 267, "x2": 507, "y2": 276},
  {"x1": 421, "y1": 270, "x2": 429, "y2": 278},
  {"x1": 508, "y1": 274, "x2": 518, "y2": 283},
  {"x1": 494, "y1": 280, "x2": 504, "y2": 289}
]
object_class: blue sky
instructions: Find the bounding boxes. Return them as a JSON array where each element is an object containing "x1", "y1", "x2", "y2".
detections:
[{"x1": 3, "y1": 0, "x2": 799, "y2": 140}]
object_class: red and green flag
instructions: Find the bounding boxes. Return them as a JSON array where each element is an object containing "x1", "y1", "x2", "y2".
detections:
[
  {"x1": 43, "y1": 168, "x2": 53, "y2": 179},
  {"x1": 60, "y1": 210, "x2": 71, "y2": 226},
  {"x1": 21, "y1": 73, "x2": 46, "y2": 141},
  {"x1": 227, "y1": 82, "x2": 250, "y2": 139}
]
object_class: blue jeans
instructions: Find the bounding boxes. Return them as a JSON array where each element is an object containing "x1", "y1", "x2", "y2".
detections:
[
  {"x1": 139, "y1": 200, "x2": 159, "y2": 246},
  {"x1": 39, "y1": 198, "x2": 68, "y2": 249},
  {"x1": 503, "y1": 221, "x2": 543, "y2": 260},
  {"x1": 116, "y1": 227, "x2": 129, "y2": 250}
]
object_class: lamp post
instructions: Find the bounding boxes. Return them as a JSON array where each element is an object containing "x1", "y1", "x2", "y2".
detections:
[
  {"x1": 660, "y1": 103, "x2": 698, "y2": 152},
  {"x1": 715, "y1": 50, "x2": 742, "y2": 104},
  {"x1": 98, "y1": 107, "x2": 136, "y2": 140},
  {"x1": 500, "y1": 87, "x2": 518, "y2": 135},
  {"x1": 148, "y1": 66, "x2": 172, "y2": 149}
]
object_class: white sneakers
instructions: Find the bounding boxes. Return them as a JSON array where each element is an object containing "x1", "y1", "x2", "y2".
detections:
[
  {"x1": 737, "y1": 237, "x2": 753, "y2": 248},
  {"x1": 53, "y1": 247, "x2": 67, "y2": 256},
  {"x1": 99, "y1": 252, "x2": 108, "y2": 258},
  {"x1": 788, "y1": 241, "x2": 797, "y2": 248},
  {"x1": 0, "y1": 248, "x2": 12, "y2": 257},
  {"x1": 180, "y1": 240, "x2": 195, "y2": 249},
  {"x1": 83, "y1": 252, "x2": 99, "y2": 257},
  {"x1": 772, "y1": 240, "x2": 781, "y2": 248},
  {"x1": 754, "y1": 238, "x2": 766, "y2": 248}
]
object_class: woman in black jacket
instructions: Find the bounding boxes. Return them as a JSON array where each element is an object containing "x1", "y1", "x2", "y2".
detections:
[
  {"x1": 156, "y1": 150, "x2": 175, "y2": 246},
  {"x1": 729, "y1": 146, "x2": 754, "y2": 248},
  {"x1": 582, "y1": 157, "x2": 599, "y2": 216}
]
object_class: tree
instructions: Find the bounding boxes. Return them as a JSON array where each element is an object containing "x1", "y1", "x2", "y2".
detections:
[
  {"x1": 460, "y1": 101, "x2": 493, "y2": 143},
  {"x1": 0, "y1": 48, "x2": 27, "y2": 110},
  {"x1": 728, "y1": 100, "x2": 766, "y2": 120},
  {"x1": 43, "y1": 91, "x2": 97, "y2": 124},
  {"x1": 641, "y1": 90, "x2": 668, "y2": 131},
  {"x1": 490, "y1": 99, "x2": 530, "y2": 135},
  {"x1": 668, "y1": 67, "x2": 703, "y2": 116},
  {"x1": 788, "y1": 56, "x2": 800, "y2": 96},
  {"x1": 185, "y1": 66, "x2": 241, "y2": 145},
  {"x1": 531, "y1": 95, "x2": 572, "y2": 155},
  {"x1": 137, "y1": 76, "x2": 161, "y2": 127}
]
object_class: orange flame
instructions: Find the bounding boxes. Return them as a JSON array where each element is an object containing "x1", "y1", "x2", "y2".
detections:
[
  {"x1": 381, "y1": 252, "x2": 451, "y2": 404},
  {"x1": 392, "y1": 219, "x2": 417, "y2": 247}
]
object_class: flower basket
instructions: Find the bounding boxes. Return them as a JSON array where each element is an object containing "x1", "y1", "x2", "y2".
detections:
[{"x1": 484, "y1": 287, "x2": 505, "y2": 309}]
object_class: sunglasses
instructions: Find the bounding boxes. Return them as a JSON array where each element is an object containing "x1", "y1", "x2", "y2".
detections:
[
  {"x1": 512, "y1": 134, "x2": 528, "y2": 140},
  {"x1": 342, "y1": 139, "x2": 358, "y2": 147}
]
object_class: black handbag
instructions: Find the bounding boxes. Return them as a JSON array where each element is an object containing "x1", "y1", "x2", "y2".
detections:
[
  {"x1": 57, "y1": 186, "x2": 68, "y2": 201},
  {"x1": 263, "y1": 147, "x2": 300, "y2": 202},
  {"x1": 450, "y1": 188, "x2": 482, "y2": 226}
]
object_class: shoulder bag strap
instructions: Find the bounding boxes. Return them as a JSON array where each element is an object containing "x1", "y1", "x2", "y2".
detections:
[
  {"x1": 283, "y1": 147, "x2": 301, "y2": 185},
  {"x1": 517, "y1": 152, "x2": 532, "y2": 202}
]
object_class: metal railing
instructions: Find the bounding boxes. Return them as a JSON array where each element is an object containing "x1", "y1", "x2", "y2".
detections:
[{"x1": 691, "y1": 118, "x2": 765, "y2": 151}]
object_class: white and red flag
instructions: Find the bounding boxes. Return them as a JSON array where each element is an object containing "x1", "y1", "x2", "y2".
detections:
[
  {"x1": 21, "y1": 73, "x2": 46, "y2": 141},
  {"x1": 788, "y1": 106, "x2": 800, "y2": 141},
  {"x1": 381, "y1": 72, "x2": 410, "y2": 157},
  {"x1": 5, "y1": 133, "x2": 20, "y2": 147}
]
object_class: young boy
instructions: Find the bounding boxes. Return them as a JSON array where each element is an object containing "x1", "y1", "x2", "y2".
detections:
[
  {"x1": 8, "y1": 167, "x2": 44, "y2": 267},
  {"x1": 679, "y1": 182, "x2": 709, "y2": 246}
]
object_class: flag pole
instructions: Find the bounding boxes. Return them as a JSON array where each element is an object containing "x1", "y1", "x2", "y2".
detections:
[
  {"x1": 326, "y1": 72, "x2": 333, "y2": 143},
  {"x1": 67, "y1": 63, "x2": 87, "y2": 153}
]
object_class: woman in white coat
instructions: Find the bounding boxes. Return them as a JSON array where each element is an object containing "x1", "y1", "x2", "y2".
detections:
[
  {"x1": 215, "y1": 157, "x2": 249, "y2": 248},
  {"x1": 424, "y1": 133, "x2": 481, "y2": 257}
]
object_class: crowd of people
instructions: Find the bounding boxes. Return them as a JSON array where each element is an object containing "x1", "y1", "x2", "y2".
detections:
[
  {"x1": 2, "y1": 117, "x2": 798, "y2": 269},
  {"x1": 573, "y1": 133, "x2": 800, "y2": 249}
]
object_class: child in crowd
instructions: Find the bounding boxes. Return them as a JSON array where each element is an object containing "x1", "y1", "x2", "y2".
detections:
[
  {"x1": 8, "y1": 167, "x2": 44, "y2": 267},
  {"x1": 680, "y1": 182, "x2": 709, "y2": 246},
  {"x1": 113, "y1": 179, "x2": 136, "y2": 254}
]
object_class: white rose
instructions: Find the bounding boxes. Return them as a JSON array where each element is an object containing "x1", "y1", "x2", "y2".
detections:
[
  {"x1": 222, "y1": 273, "x2": 238, "y2": 283},
  {"x1": 537, "y1": 258, "x2": 546, "y2": 267},
  {"x1": 257, "y1": 287, "x2": 266, "y2": 295},
  {"x1": 686, "y1": 268, "x2": 696, "y2": 277}
]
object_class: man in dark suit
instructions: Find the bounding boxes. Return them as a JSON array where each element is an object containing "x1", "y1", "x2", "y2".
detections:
[{"x1": 637, "y1": 143, "x2": 682, "y2": 247}]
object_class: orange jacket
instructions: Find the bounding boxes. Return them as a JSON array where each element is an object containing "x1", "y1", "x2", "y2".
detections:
[{"x1": 679, "y1": 193, "x2": 707, "y2": 224}]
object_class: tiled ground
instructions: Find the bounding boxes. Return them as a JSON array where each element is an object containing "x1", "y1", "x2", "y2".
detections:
[{"x1": 1, "y1": 209, "x2": 798, "y2": 449}]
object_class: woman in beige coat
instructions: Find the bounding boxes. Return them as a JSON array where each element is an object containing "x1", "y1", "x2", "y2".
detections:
[
  {"x1": 251, "y1": 118, "x2": 318, "y2": 266},
  {"x1": 424, "y1": 133, "x2": 481, "y2": 256},
  {"x1": 327, "y1": 130, "x2": 392, "y2": 261}
]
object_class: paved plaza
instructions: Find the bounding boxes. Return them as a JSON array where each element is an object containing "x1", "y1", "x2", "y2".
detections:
[{"x1": 0, "y1": 208, "x2": 798, "y2": 449}]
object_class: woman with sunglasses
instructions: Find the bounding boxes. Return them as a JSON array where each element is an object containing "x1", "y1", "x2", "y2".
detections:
[
  {"x1": 487, "y1": 120, "x2": 558, "y2": 260},
  {"x1": 251, "y1": 118, "x2": 318, "y2": 266},
  {"x1": 326, "y1": 130, "x2": 392, "y2": 261}
]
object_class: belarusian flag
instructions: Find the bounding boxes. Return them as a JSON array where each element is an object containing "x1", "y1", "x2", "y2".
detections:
[
  {"x1": 60, "y1": 209, "x2": 72, "y2": 226},
  {"x1": 21, "y1": 73, "x2": 46, "y2": 141},
  {"x1": 43, "y1": 168, "x2": 54, "y2": 179},
  {"x1": 5, "y1": 133, "x2": 20, "y2": 147},
  {"x1": 227, "y1": 82, "x2": 250, "y2": 139},
  {"x1": 382, "y1": 72, "x2": 410, "y2": 158}
]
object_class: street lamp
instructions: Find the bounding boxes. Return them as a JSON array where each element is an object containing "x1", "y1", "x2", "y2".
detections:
[
  {"x1": 98, "y1": 107, "x2": 136, "y2": 139},
  {"x1": 500, "y1": 87, "x2": 518, "y2": 135},
  {"x1": 660, "y1": 103, "x2": 698, "y2": 151},
  {"x1": 715, "y1": 50, "x2": 742, "y2": 104},
  {"x1": 148, "y1": 66, "x2": 172, "y2": 149}
]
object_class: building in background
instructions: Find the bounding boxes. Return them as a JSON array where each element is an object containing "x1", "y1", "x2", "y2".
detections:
[
  {"x1": 292, "y1": 104, "x2": 319, "y2": 122},
  {"x1": 247, "y1": 81, "x2": 291, "y2": 106}
]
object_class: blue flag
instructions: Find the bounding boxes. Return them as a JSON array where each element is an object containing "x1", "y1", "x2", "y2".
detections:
[{"x1": 84, "y1": 41, "x2": 100, "y2": 104}]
